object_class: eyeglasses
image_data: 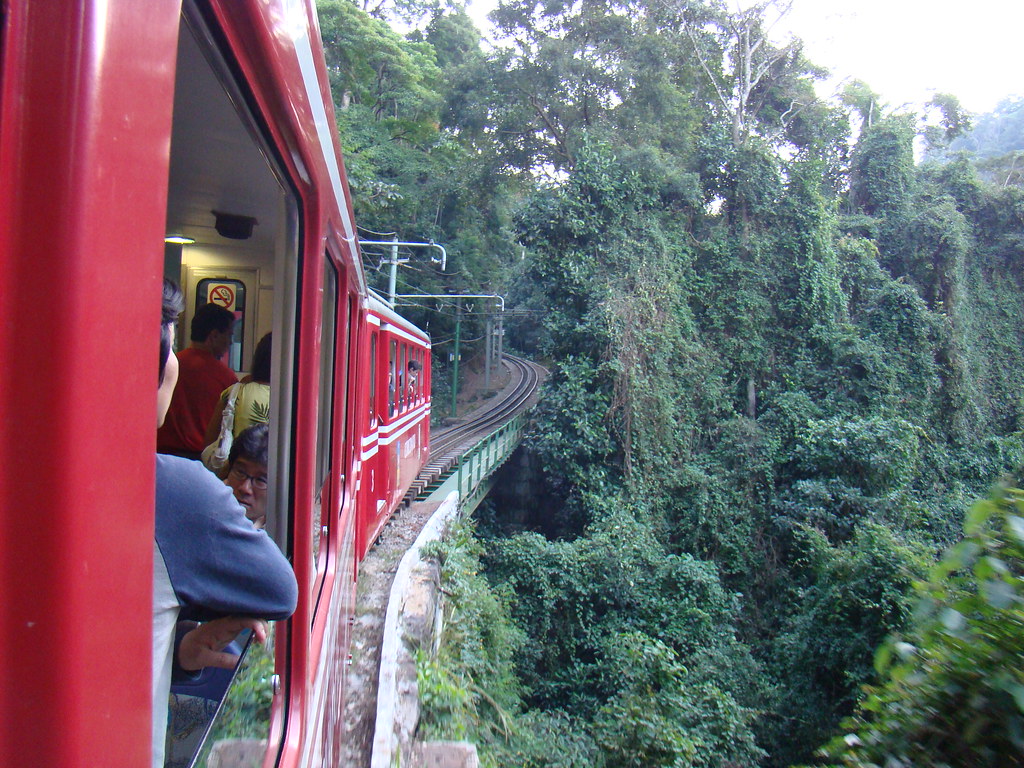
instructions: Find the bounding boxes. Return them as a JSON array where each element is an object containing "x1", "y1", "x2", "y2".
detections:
[{"x1": 228, "y1": 466, "x2": 268, "y2": 490}]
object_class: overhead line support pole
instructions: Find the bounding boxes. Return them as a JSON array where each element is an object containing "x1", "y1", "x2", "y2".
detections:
[
  {"x1": 357, "y1": 240, "x2": 449, "y2": 306},
  {"x1": 497, "y1": 313, "x2": 503, "y2": 381},
  {"x1": 484, "y1": 315, "x2": 492, "y2": 390},
  {"x1": 387, "y1": 236, "x2": 398, "y2": 305},
  {"x1": 452, "y1": 299, "x2": 461, "y2": 418}
]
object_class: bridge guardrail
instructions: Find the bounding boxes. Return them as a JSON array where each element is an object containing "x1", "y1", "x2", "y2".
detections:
[{"x1": 454, "y1": 414, "x2": 527, "y2": 508}]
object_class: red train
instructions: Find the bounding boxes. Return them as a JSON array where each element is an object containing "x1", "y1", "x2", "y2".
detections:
[{"x1": 0, "y1": 1, "x2": 431, "y2": 765}]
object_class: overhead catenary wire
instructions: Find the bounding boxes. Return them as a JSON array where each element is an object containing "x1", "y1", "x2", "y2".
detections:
[
  {"x1": 430, "y1": 334, "x2": 486, "y2": 346},
  {"x1": 393, "y1": 299, "x2": 503, "y2": 317},
  {"x1": 387, "y1": 295, "x2": 462, "y2": 314},
  {"x1": 392, "y1": 286, "x2": 502, "y2": 313}
]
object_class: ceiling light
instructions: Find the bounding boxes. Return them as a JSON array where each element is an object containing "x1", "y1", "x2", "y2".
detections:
[{"x1": 165, "y1": 234, "x2": 195, "y2": 245}]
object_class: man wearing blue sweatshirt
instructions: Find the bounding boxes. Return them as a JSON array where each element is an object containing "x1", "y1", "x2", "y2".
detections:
[{"x1": 152, "y1": 279, "x2": 297, "y2": 767}]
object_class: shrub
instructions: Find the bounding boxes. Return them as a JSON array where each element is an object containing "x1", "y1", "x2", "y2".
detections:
[{"x1": 824, "y1": 485, "x2": 1024, "y2": 767}]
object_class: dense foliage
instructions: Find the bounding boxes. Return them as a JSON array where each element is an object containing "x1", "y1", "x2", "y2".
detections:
[
  {"x1": 825, "y1": 484, "x2": 1024, "y2": 767},
  {"x1": 319, "y1": 0, "x2": 1024, "y2": 764}
]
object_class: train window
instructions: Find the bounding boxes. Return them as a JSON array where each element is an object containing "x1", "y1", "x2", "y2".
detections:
[
  {"x1": 406, "y1": 346, "x2": 413, "y2": 408},
  {"x1": 405, "y1": 347, "x2": 412, "y2": 407},
  {"x1": 194, "y1": 277, "x2": 247, "y2": 371},
  {"x1": 336, "y1": 284, "x2": 353, "y2": 484},
  {"x1": 316, "y1": 259, "x2": 338, "y2": 490},
  {"x1": 312, "y1": 258, "x2": 338, "y2": 581},
  {"x1": 405, "y1": 346, "x2": 412, "y2": 407},
  {"x1": 395, "y1": 342, "x2": 401, "y2": 412},
  {"x1": 415, "y1": 349, "x2": 423, "y2": 401},
  {"x1": 369, "y1": 331, "x2": 377, "y2": 424},
  {"x1": 388, "y1": 339, "x2": 397, "y2": 417},
  {"x1": 397, "y1": 344, "x2": 405, "y2": 410},
  {"x1": 336, "y1": 290, "x2": 353, "y2": 486},
  {"x1": 411, "y1": 349, "x2": 417, "y2": 403},
  {"x1": 410, "y1": 348, "x2": 416, "y2": 404}
]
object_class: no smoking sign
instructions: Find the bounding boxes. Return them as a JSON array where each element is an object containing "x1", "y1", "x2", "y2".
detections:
[{"x1": 207, "y1": 283, "x2": 236, "y2": 310}]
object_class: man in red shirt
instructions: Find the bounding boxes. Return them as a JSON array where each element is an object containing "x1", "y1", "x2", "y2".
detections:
[{"x1": 157, "y1": 302, "x2": 238, "y2": 459}]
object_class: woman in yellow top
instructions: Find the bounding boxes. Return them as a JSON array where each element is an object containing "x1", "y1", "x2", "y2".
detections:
[{"x1": 205, "y1": 332, "x2": 272, "y2": 449}]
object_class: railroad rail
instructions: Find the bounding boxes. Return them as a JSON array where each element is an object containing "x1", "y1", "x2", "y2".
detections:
[{"x1": 403, "y1": 354, "x2": 546, "y2": 503}]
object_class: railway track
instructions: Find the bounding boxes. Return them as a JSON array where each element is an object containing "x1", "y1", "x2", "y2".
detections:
[{"x1": 402, "y1": 354, "x2": 547, "y2": 503}]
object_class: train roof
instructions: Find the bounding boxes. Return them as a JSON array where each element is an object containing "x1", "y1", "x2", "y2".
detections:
[{"x1": 368, "y1": 291, "x2": 431, "y2": 345}]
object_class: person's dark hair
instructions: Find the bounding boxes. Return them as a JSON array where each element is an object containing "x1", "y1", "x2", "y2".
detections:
[
  {"x1": 190, "y1": 303, "x2": 236, "y2": 342},
  {"x1": 228, "y1": 422, "x2": 269, "y2": 470},
  {"x1": 251, "y1": 332, "x2": 273, "y2": 384},
  {"x1": 160, "y1": 278, "x2": 184, "y2": 384},
  {"x1": 408, "y1": 359, "x2": 422, "y2": 372}
]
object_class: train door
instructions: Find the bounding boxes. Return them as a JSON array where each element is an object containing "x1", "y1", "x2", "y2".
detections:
[
  {"x1": 161, "y1": 5, "x2": 302, "y2": 766},
  {"x1": 1, "y1": 1, "x2": 183, "y2": 764}
]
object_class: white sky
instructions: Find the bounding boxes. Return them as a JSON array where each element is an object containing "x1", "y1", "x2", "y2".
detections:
[
  {"x1": 466, "y1": 0, "x2": 1023, "y2": 116},
  {"x1": 785, "y1": 0, "x2": 1022, "y2": 114}
]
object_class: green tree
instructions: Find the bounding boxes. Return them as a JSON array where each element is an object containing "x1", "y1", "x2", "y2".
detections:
[
  {"x1": 839, "y1": 79, "x2": 884, "y2": 131},
  {"x1": 318, "y1": 0, "x2": 443, "y2": 218},
  {"x1": 483, "y1": 0, "x2": 712, "y2": 174},
  {"x1": 848, "y1": 115, "x2": 916, "y2": 218},
  {"x1": 767, "y1": 524, "x2": 929, "y2": 764},
  {"x1": 592, "y1": 634, "x2": 764, "y2": 768},
  {"x1": 921, "y1": 92, "x2": 973, "y2": 153},
  {"x1": 684, "y1": 0, "x2": 817, "y2": 150}
]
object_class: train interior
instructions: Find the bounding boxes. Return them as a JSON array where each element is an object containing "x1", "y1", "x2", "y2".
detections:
[{"x1": 161, "y1": 8, "x2": 310, "y2": 765}]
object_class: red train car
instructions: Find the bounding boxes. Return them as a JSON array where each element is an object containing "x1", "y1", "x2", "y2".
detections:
[
  {"x1": 357, "y1": 296, "x2": 432, "y2": 559},
  {"x1": 0, "y1": 1, "x2": 430, "y2": 765}
]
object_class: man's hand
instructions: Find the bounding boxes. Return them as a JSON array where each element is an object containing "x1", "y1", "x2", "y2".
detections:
[{"x1": 177, "y1": 617, "x2": 268, "y2": 672}]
